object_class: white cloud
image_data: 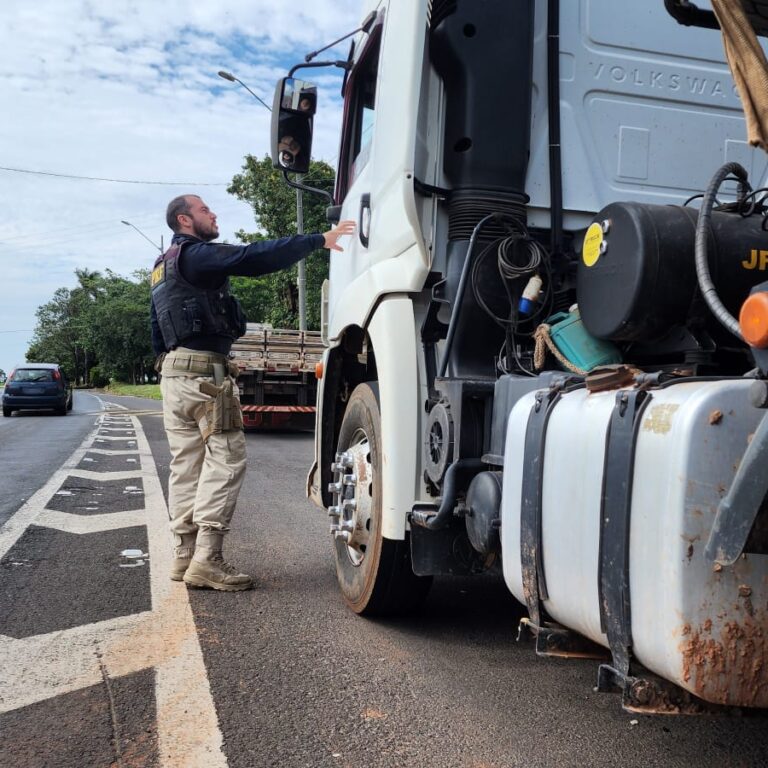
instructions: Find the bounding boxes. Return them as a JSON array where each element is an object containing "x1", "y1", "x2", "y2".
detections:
[{"x1": 0, "y1": 0, "x2": 360, "y2": 371}]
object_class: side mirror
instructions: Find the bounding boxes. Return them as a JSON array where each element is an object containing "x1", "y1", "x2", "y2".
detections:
[{"x1": 271, "y1": 77, "x2": 317, "y2": 175}]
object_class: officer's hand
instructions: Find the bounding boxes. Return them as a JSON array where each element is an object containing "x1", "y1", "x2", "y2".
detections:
[{"x1": 322, "y1": 220, "x2": 356, "y2": 251}]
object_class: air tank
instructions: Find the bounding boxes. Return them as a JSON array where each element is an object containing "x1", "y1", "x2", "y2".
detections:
[{"x1": 577, "y1": 202, "x2": 768, "y2": 342}]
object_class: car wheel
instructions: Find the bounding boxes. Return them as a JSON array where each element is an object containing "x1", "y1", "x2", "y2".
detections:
[
  {"x1": 2, "y1": 407, "x2": 11, "y2": 417},
  {"x1": 67, "y1": 395, "x2": 73, "y2": 411},
  {"x1": 56, "y1": 405, "x2": 67, "y2": 416},
  {"x1": 331, "y1": 382, "x2": 432, "y2": 616}
]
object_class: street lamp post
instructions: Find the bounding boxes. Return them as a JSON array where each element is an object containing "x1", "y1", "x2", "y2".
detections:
[
  {"x1": 121, "y1": 220, "x2": 163, "y2": 253},
  {"x1": 218, "y1": 70, "x2": 307, "y2": 332},
  {"x1": 295, "y1": 183, "x2": 306, "y2": 332},
  {"x1": 217, "y1": 71, "x2": 272, "y2": 112}
]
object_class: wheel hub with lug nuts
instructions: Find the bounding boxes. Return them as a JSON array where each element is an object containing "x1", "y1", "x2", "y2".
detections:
[{"x1": 328, "y1": 430, "x2": 372, "y2": 566}]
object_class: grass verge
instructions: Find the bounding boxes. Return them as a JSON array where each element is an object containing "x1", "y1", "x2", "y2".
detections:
[{"x1": 104, "y1": 382, "x2": 162, "y2": 400}]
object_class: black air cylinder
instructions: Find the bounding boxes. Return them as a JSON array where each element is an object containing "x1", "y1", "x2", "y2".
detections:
[
  {"x1": 577, "y1": 202, "x2": 768, "y2": 342},
  {"x1": 465, "y1": 471, "x2": 503, "y2": 556},
  {"x1": 430, "y1": 0, "x2": 534, "y2": 195}
]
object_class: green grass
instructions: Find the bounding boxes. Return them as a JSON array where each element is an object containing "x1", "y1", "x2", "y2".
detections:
[{"x1": 104, "y1": 382, "x2": 162, "y2": 400}]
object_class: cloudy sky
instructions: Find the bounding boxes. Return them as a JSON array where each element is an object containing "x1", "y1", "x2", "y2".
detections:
[{"x1": 0, "y1": 0, "x2": 361, "y2": 373}]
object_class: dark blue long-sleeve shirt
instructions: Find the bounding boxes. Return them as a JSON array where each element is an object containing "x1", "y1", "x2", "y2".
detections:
[{"x1": 151, "y1": 232, "x2": 325, "y2": 356}]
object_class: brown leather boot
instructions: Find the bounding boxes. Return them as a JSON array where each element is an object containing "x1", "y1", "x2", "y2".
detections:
[
  {"x1": 183, "y1": 530, "x2": 253, "y2": 592},
  {"x1": 170, "y1": 533, "x2": 196, "y2": 582}
]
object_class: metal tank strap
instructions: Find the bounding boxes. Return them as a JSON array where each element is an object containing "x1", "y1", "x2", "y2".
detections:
[
  {"x1": 519, "y1": 384, "x2": 563, "y2": 629},
  {"x1": 596, "y1": 382, "x2": 744, "y2": 713},
  {"x1": 597, "y1": 388, "x2": 651, "y2": 680}
]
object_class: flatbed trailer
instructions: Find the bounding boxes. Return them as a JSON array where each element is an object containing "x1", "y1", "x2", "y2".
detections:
[{"x1": 231, "y1": 324, "x2": 322, "y2": 430}]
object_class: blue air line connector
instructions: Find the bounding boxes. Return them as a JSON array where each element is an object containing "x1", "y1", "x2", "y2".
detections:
[{"x1": 518, "y1": 274, "x2": 543, "y2": 316}]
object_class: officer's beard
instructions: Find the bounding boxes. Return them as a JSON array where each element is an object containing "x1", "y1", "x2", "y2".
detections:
[{"x1": 192, "y1": 221, "x2": 219, "y2": 242}]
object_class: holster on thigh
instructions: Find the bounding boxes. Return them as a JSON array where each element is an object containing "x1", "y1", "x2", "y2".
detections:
[{"x1": 199, "y1": 378, "x2": 243, "y2": 441}]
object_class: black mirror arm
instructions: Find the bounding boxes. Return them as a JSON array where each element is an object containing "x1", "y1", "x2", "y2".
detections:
[
  {"x1": 304, "y1": 11, "x2": 377, "y2": 63},
  {"x1": 288, "y1": 60, "x2": 351, "y2": 78},
  {"x1": 282, "y1": 170, "x2": 333, "y2": 204}
]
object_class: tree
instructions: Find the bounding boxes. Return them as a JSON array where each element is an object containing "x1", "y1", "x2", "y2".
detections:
[
  {"x1": 227, "y1": 154, "x2": 335, "y2": 330},
  {"x1": 88, "y1": 270, "x2": 153, "y2": 384},
  {"x1": 27, "y1": 269, "x2": 110, "y2": 385},
  {"x1": 28, "y1": 269, "x2": 154, "y2": 385},
  {"x1": 27, "y1": 287, "x2": 81, "y2": 381},
  {"x1": 70, "y1": 268, "x2": 105, "y2": 384}
]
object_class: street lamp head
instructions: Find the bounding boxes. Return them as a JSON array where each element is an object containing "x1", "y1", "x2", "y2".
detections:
[
  {"x1": 121, "y1": 220, "x2": 162, "y2": 252},
  {"x1": 217, "y1": 69, "x2": 271, "y2": 112}
]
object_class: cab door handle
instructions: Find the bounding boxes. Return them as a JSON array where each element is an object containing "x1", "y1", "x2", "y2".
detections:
[{"x1": 359, "y1": 193, "x2": 371, "y2": 248}]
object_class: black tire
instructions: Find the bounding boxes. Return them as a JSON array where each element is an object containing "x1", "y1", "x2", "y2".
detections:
[
  {"x1": 55, "y1": 405, "x2": 67, "y2": 416},
  {"x1": 333, "y1": 382, "x2": 432, "y2": 616},
  {"x1": 2, "y1": 407, "x2": 11, "y2": 417},
  {"x1": 67, "y1": 393, "x2": 73, "y2": 411}
]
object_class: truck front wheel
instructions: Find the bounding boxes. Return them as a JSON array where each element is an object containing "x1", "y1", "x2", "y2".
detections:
[{"x1": 332, "y1": 382, "x2": 432, "y2": 616}]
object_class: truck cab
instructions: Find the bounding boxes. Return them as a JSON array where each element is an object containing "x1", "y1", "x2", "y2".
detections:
[{"x1": 275, "y1": 0, "x2": 768, "y2": 712}]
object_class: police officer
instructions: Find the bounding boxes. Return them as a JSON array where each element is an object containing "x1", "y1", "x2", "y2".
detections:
[{"x1": 151, "y1": 194, "x2": 354, "y2": 591}]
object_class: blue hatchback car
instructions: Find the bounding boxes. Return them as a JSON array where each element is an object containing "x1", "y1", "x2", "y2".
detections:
[{"x1": 2, "y1": 363, "x2": 73, "y2": 417}]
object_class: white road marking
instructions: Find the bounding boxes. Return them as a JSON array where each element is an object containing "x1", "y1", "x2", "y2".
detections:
[
  {"x1": 58, "y1": 469, "x2": 146, "y2": 483},
  {"x1": 92, "y1": 439, "x2": 138, "y2": 447},
  {"x1": 35, "y1": 509, "x2": 147, "y2": 533},
  {"x1": 0, "y1": 396, "x2": 227, "y2": 767},
  {"x1": 85, "y1": 448, "x2": 141, "y2": 456},
  {"x1": 0, "y1": 419, "x2": 101, "y2": 559}
]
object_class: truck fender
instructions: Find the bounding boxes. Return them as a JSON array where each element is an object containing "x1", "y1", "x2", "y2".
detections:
[{"x1": 366, "y1": 295, "x2": 419, "y2": 541}]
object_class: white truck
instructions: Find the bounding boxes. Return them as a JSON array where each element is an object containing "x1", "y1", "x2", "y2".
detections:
[{"x1": 270, "y1": 0, "x2": 768, "y2": 713}]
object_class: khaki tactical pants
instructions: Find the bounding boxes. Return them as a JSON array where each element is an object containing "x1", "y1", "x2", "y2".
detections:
[{"x1": 160, "y1": 348, "x2": 246, "y2": 539}]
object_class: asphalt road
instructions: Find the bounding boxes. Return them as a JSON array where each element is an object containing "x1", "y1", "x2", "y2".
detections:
[
  {"x1": 1, "y1": 392, "x2": 767, "y2": 767},
  {"x1": 0, "y1": 390, "x2": 98, "y2": 529}
]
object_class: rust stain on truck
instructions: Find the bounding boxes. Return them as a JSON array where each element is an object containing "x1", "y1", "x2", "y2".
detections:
[{"x1": 679, "y1": 613, "x2": 767, "y2": 707}]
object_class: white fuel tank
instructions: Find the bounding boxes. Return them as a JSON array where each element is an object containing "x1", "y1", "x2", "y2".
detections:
[{"x1": 501, "y1": 379, "x2": 768, "y2": 707}]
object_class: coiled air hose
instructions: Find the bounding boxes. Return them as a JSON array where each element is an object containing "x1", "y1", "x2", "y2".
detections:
[{"x1": 695, "y1": 161, "x2": 751, "y2": 340}]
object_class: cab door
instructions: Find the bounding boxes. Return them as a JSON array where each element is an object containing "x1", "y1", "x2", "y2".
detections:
[{"x1": 327, "y1": 2, "x2": 431, "y2": 338}]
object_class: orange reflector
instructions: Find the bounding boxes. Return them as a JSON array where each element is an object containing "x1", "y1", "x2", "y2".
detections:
[
  {"x1": 739, "y1": 291, "x2": 768, "y2": 348},
  {"x1": 315, "y1": 361, "x2": 324, "y2": 379}
]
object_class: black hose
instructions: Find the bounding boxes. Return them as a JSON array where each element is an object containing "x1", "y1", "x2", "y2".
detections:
[
  {"x1": 439, "y1": 213, "x2": 500, "y2": 378},
  {"x1": 410, "y1": 458, "x2": 486, "y2": 530},
  {"x1": 694, "y1": 162, "x2": 750, "y2": 340},
  {"x1": 547, "y1": 0, "x2": 563, "y2": 257}
]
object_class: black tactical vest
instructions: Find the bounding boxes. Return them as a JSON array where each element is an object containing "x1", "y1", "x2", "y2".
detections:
[{"x1": 150, "y1": 242, "x2": 246, "y2": 350}]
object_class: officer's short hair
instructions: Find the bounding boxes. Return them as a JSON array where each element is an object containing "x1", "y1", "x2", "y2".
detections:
[{"x1": 166, "y1": 195, "x2": 198, "y2": 233}]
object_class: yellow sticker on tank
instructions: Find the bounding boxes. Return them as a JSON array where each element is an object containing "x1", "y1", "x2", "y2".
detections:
[{"x1": 582, "y1": 223, "x2": 603, "y2": 267}]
